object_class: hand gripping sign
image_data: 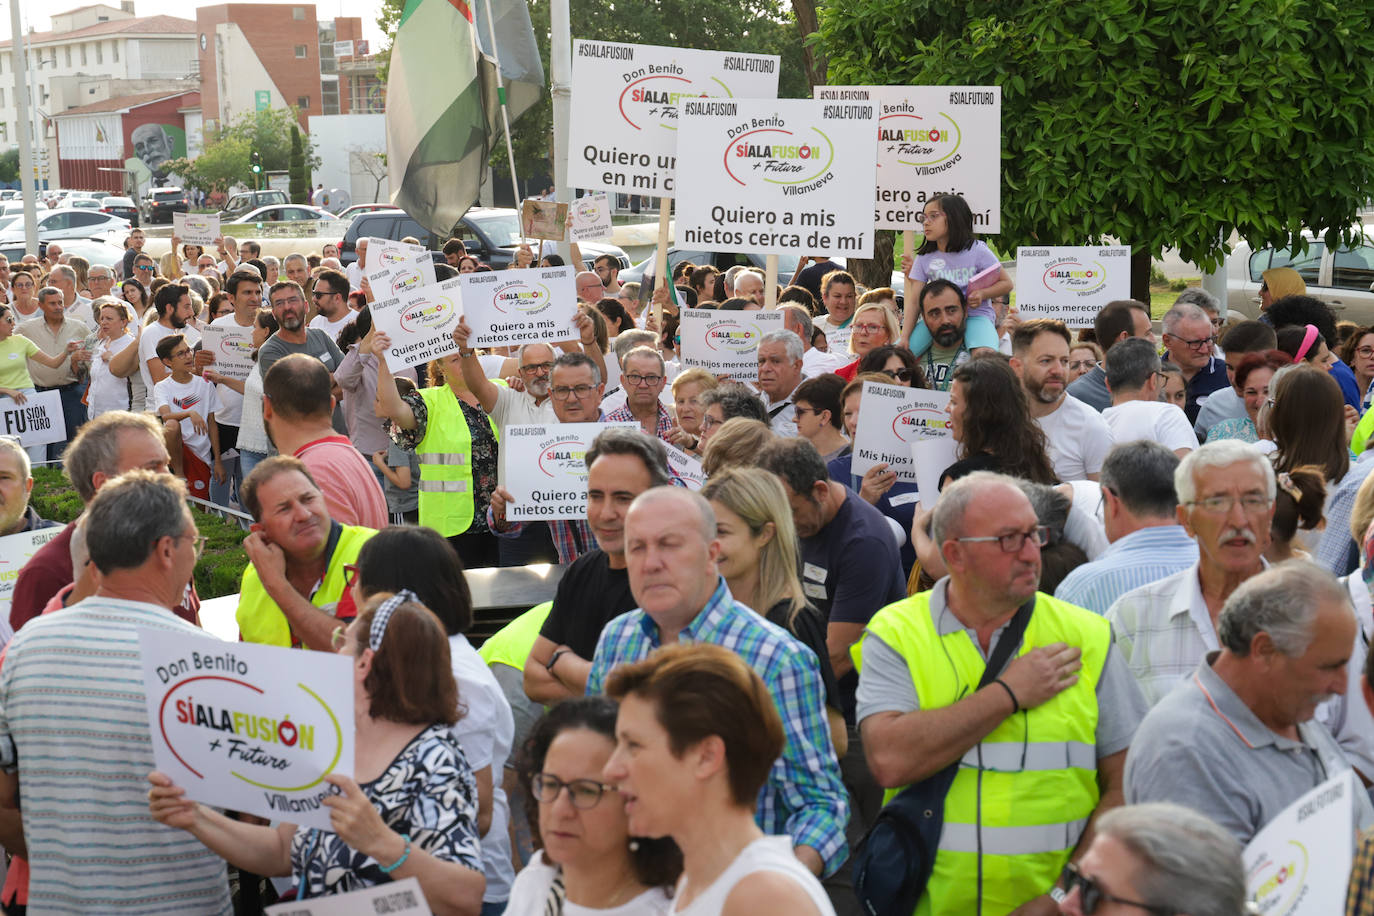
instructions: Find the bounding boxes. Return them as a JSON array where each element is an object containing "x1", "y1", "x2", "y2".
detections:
[
  {"x1": 458, "y1": 266, "x2": 579, "y2": 348},
  {"x1": 140, "y1": 628, "x2": 354, "y2": 829},
  {"x1": 1014, "y1": 246, "x2": 1131, "y2": 324}
]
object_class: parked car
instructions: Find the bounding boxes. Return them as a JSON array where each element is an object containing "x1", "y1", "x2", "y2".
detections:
[
  {"x1": 0, "y1": 207, "x2": 129, "y2": 244},
  {"x1": 68, "y1": 197, "x2": 103, "y2": 210},
  {"x1": 340, "y1": 207, "x2": 631, "y2": 271},
  {"x1": 140, "y1": 187, "x2": 189, "y2": 225},
  {"x1": 222, "y1": 204, "x2": 339, "y2": 225},
  {"x1": 336, "y1": 203, "x2": 395, "y2": 222},
  {"x1": 0, "y1": 238, "x2": 125, "y2": 268},
  {"x1": 1226, "y1": 225, "x2": 1374, "y2": 324},
  {"x1": 218, "y1": 189, "x2": 290, "y2": 221},
  {"x1": 0, "y1": 190, "x2": 16, "y2": 201},
  {"x1": 100, "y1": 196, "x2": 139, "y2": 226}
]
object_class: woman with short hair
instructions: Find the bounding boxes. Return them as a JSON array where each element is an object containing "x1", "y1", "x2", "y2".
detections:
[
  {"x1": 668, "y1": 368, "x2": 720, "y2": 455},
  {"x1": 791, "y1": 373, "x2": 849, "y2": 463},
  {"x1": 835, "y1": 302, "x2": 901, "y2": 381}
]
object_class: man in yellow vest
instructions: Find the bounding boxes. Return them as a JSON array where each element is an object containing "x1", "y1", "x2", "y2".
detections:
[
  {"x1": 856, "y1": 471, "x2": 1147, "y2": 915},
  {"x1": 236, "y1": 456, "x2": 375, "y2": 650}
]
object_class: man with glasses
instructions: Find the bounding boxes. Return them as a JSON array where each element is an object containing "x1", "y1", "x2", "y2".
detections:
[
  {"x1": 136, "y1": 282, "x2": 200, "y2": 411},
  {"x1": 855, "y1": 471, "x2": 1146, "y2": 916},
  {"x1": 132, "y1": 253, "x2": 159, "y2": 290},
  {"x1": 592, "y1": 253, "x2": 621, "y2": 296},
  {"x1": 87, "y1": 263, "x2": 115, "y2": 303},
  {"x1": 756, "y1": 329, "x2": 806, "y2": 437},
  {"x1": 604, "y1": 346, "x2": 673, "y2": 440},
  {"x1": 1160, "y1": 301, "x2": 1229, "y2": 424},
  {"x1": 574, "y1": 270, "x2": 605, "y2": 304},
  {"x1": 307, "y1": 268, "x2": 356, "y2": 338},
  {"x1": 1011, "y1": 318, "x2": 1115, "y2": 482},
  {"x1": 1100, "y1": 338, "x2": 1196, "y2": 457}
]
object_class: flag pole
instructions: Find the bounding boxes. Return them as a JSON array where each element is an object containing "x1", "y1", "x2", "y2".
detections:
[{"x1": 480, "y1": 0, "x2": 523, "y2": 212}]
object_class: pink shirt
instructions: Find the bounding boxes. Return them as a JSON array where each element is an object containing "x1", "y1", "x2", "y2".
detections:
[{"x1": 294, "y1": 435, "x2": 388, "y2": 530}]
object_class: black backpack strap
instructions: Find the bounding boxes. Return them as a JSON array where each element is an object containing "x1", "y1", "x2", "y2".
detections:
[{"x1": 977, "y1": 594, "x2": 1036, "y2": 692}]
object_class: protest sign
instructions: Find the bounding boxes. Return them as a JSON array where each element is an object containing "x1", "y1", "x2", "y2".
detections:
[
  {"x1": 568, "y1": 40, "x2": 780, "y2": 198},
  {"x1": 504, "y1": 422, "x2": 639, "y2": 521},
  {"x1": 568, "y1": 192, "x2": 614, "y2": 242},
  {"x1": 823, "y1": 323, "x2": 853, "y2": 354},
  {"x1": 368, "y1": 254, "x2": 438, "y2": 300},
  {"x1": 0, "y1": 526, "x2": 65, "y2": 645},
  {"x1": 267, "y1": 877, "x2": 430, "y2": 915},
  {"x1": 675, "y1": 98, "x2": 879, "y2": 257},
  {"x1": 370, "y1": 277, "x2": 464, "y2": 370},
  {"x1": 201, "y1": 324, "x2": 256, "y2": 381},
  {"x1": 139, "y1": 628, "x2": 354, "y2": 829},
  {"x1": 522, "y1": 199, "x2": 569, "y2": 240},
  {"x1": 913, "y1": 438, "x2": 960, "y2": 510},
  {"x1": 851, "y1": 381, "x2": 952, "y2": 483},
  {"x1": 678, "y1": 307, "x2": 784, "y2": 378},
  {"x1": 664, "y1": 441, "x2": 706, "y2": 490},
  {"x1": 173, "y1": 212, "x2": 221, "y2": 246},
  {"x1": 0, "y1": 390, "x2": 65, "y2": 449},
  {"x1": 815, "y1": 86, "x2": 1001, "y2": 233},
  {"x1": 365, "y1": 237, "x2": 434, "y2": 291},
  {"x1": 1014, "y1": 246, "x2": 1131, "y2": 324},
  {"x1": 459, "y1": 266, "x2": 578, "y2": 348},
  {"x1": 1244, "y1": 770, "x2": 1355, "y2": 915}
]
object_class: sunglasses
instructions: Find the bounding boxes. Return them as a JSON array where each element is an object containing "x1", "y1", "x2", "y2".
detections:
[
  {"x1": 881, "y1": 367, "x2": 915, "y2": 383},
  {"x1": 1053, "y1": 862, "x2": 1174, "y2": 915}
]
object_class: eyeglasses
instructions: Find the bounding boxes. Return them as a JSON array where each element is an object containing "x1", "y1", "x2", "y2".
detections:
[
  {"x1": 624, "y1": 373, "x2": 664, "y2": 387},
  {"x1": 955, "y1": 526, "x2": 1049, "y2": 553},
  {"x1": 1051, "y1": 862, "x2": 1174, "y2": 915},
  {"x1": 343, "y1": 563, "x2": 360, "y2": 587},
  {"x1": 852, "y1": 323, "x2": 886, "y2": 335},
  {"x1": 273, "y1": 295, "x2": 304, "y2": 306},
  {"x1": 312, "y1": 289, "x2": 336, "y2": 298},
  {"x1": 551, "y1": 384, "x2": 596, "y2": 400},
  {"x1": 1185, "y1": 494, "x2": 1272, "y2": 514},
  {"x1": 1068, "y1": 359, "x2": 1098, "y2": 371},
  {"x1": 520, "y1": 361, "x2": 554, "y2": 374},
  {"x1": 793, "y1": 405, "x2": 824, "y2": 417},
  {"x1": 1168, "y1": 333, "x2": 1215, "y2": 351},
  {"x1": 881, "y1": 368, "x2": 915, "y2": 383},
  {"x1": 1357, "y1": 346, "x2": 1374, "y2": 359},
  {"x1": 176, "y1": 533, "x2": 207, "y2": 560},
  {"x1": 700, "y1": 414, "x2": 724, "y2": 431},
  {"x1": 530, "y1": 773, "x2": 615, "y2": 809}
]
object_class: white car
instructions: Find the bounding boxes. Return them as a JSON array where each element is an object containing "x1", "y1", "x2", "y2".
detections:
[
  {"x1": 1226, "y1": 224, "x2": 1374, "y2": 324},
  {"x1": 223, "y1": 204, "x2": 339, "y2": 225},
  {"x1": 0, "y1": 207, "x2": 130, "y2": 244}
]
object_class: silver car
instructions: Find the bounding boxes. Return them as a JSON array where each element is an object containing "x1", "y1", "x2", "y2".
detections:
[
  {"x1": 1226, "y1": 225, "x2": 1374, "y2": 323},
  {"x1": 0, "y1": 207, "x2": 130, "y2": 244}
]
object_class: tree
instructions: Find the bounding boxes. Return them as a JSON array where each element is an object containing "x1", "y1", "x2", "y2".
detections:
[
  {"x1": 817, "y1": 0, "x2": 1374, "y2": 301},
  {"x1": 0, "y1": 148, "x2": 18, "y2": 185},
  {"x1": 350, "y1": 147, "x2": 388, "y2": 204},
  {"x1": 289, "y1": 126, "x2": 309, "y2": 203},
  {"x1": 164, "y1": 136, "x2": 252, "y2": 195},
  {"x1": 216, "y1": 107, "x2": 320, "y2": 175}
]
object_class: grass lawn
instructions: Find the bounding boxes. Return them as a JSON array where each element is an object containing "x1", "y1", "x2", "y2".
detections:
[{"x1": 30, "y1": 467, "x2": 248, "y2": 600}]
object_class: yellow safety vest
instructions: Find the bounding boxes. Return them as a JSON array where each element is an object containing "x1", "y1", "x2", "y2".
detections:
[
  {"x1": 236, "y1": 524, "x2": 376, "y2": 647},
  {"x1": 857, "y1": 591, "x2": 1110, "y2": 916},
  {"x1": 416, "y1": 385, "x2": 500, "y2": 538},
  {"x1": 477, "y1": 602, "x2": 553, "y2": 671}
]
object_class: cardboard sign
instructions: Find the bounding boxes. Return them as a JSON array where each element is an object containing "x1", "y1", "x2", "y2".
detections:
[
  {"x1": 504, "y1": 422, "x2": 638, "y2": 520},
  {"x1": 913, "y1": 437, "x2": 960, "y2": 510},
  {"x1": 0, "y1": 526, "x2": 65, "y2": 646},
  {"x1": 678, "y1": 307, "x2": 784, "y2": 378},
  {"x1": 370, "y1": 277, "x2": 464, "y2": 370},
  {"x1": 139, "y1": 628, "x2": 354, "y2": 829},
  {"x1": 364, "y1": 237, "x2": 435, "y2": 293},
  {"x1": 568, "y1": 192, "x2": 614, "y2": 242},
  {"x1": 368, "y1": 255, "x2": 438, "y2": 300},
  {"x1": 173, "y1": 212, "x2": 220, "y2": 246},
  {"x1": 521, "y1": 199, "x2": 569, "y2": 240},
  {"x1": 1244, "y1": 771, "x2": 1355, "y2": 915},
  {"x1": 664, "y1": 440, "x2": 706, "y2": 490},
  {"x1": 0, "y1": 390, "x2": 66, "y2": 448},
  {"x1": 267, "y1": 877, "x2": 430, "y2": 915},
  {"x1": 568, "y1": 40, "x2": 780, "y2": 198},
  {"x1": 851, "y1": 381, "x2": 952, "y2": 483},
  {"x1": 815, "y1": 85, "x2": 1001, "y2": 233},
  {"x1": 458, "y1": 266, "x2": 579, "y2": 348},
  {"x1": 675, "y1": 98, "x2": 879, "y2": 257},
  {"x1": 201, "y1": 323, "x2": 256, "y2": 381},
  {"x1": 1014, "y1": 246, "x2": 1131, "y2": 324}
]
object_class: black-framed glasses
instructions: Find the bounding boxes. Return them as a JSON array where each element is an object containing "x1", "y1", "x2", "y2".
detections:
[
  {"x1": 551, "y1": 384, "x2": 596, "y2": 400},
  {"x1": 1169, "y1": 333, "x2": 1215, "y2": 351},
  {"x1": 793, "y1": 405, "x2": 823, "y2": 417},
  {"x1": 312, "y1": 288, "x2": 336, "y2": 299},
  {"x1": 625, "y1": 372, "x2": 664, "y2": 387},
  {"x1": 530, "y1": 773, "x2": 614, "y2": 809},
  {"x1": 881, "y1": 368, "x2": 915, "y2": 383},
  {"x1": 520, "y1": 361, "x2": 554, "y2": 374},
  {"x1": 1052, "y1": 862, "x2": 1174, "y2": 915},
  {"x1": 955, "y1": 526, "x2": 1049, "y2": 553}
]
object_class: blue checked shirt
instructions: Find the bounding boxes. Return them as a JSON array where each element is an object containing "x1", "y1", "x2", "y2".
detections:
[
  {"x1": 1053, "y1": 525, "x2": 1199, "y2": 615},
  {"x1": 587, "y1": 578, "x2": 849, "y2": 876}
]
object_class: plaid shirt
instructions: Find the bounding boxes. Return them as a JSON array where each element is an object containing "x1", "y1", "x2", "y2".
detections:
[
  {"x1": 604, "y1": 401, "x2": 674, "y2": 442},
  {"x1": 587, "y1": 577, "x2": 849, "y2": 876},
  {"x1": 1349, "y1": 830, "x2": 1374, "y2": 916}
]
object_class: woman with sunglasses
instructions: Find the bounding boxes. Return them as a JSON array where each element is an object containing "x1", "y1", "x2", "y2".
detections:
[
  {"x1": 834, "y1": 302, "x2": 901, "y2": 382},
  {"x1": 506, "y1": 697, "x2": 680, "y2": 914},
  {"x1": 856, "y1": 345, "x2": 925, "y2": 389},
  {"x1": 149, "y1": 594, "x2": 487, "y2": 912}
]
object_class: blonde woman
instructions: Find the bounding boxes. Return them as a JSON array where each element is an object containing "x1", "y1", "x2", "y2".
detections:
[
  {"x1": 667, "y1": 367, "x2": 720, "y2": 454},
  {"x1": 837, "y1": 301, "x2": 901, "y2": 381},
  {"x1": 701, "y1": 417, "x2": 774, "y2": 477}
]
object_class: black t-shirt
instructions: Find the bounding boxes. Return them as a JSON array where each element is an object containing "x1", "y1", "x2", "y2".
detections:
[
  {"x1": 795, "y1": 260, "x2": 843, "y2": 302},
  {"x1": 766, "y1": 599, "x2": 841, "y2": 714},
  {"x1": 939, "y1": 451, "x2": 1007, "y2": 489},
  {"x1": 539, "y1": 549, "x2": 637, "y2": 658}
]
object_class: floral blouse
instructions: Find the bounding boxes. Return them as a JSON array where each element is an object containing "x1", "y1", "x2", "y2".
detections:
[
  {"x1": 290, "y1": 724, "x2": 482, "y2": 898},
  {"x1": 385, "y1": 387, "x2": 500, "y2": 534}
]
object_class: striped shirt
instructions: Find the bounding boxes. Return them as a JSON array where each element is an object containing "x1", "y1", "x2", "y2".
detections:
[
  {"x1": 1053, "y1": 526, "x2": 1199, "y2": 615},
  {"x1": 586, "y1": 578, "x2": 849, "y2": 876},
  {"x1": 0, "y1": 598, "x2": 232, "y2": 914}
]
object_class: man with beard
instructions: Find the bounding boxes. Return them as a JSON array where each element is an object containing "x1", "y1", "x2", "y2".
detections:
[
  {"x1": 1010, "y1": 318, "x2": 1114, "y2": 482},
  {"x1": 136, "y1": 283, "x2": 200, "y2": 411},
  {"x1": 915, "y1": 279, "x2": 978, "y2": 391},
  {"x1": 258, "y1": 280, "x2": 345, "y2": 379},
  {"x1": 1124, "y1": 560, "x2": 1374, "y2": 842}
]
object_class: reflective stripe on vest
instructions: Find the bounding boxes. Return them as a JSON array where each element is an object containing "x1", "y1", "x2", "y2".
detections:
[
  {"x1": 939, "y1": 818, "x2": 1090, "y2": 857},
  {"x1": 419, "y1": 452, "x2": 468, "y2": 465},
  {"x1": 959, "y1": 741, "x2": 1096, "y2": 773},
  {"x1": 419, "y1": 479, "x2": 469, "y2": 493},
  {"x1": 415, "y1": 386, "x2": 498, "y2": 537}
]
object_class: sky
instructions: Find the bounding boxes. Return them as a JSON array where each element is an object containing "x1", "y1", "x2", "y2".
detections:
[{"x1": 2, "y1": 0, "x2": 390, "y2": 48}]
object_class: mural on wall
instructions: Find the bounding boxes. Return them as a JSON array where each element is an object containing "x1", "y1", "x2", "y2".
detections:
[{"x1": 124, "y1": 121, "x2": 187, "y2": 189}]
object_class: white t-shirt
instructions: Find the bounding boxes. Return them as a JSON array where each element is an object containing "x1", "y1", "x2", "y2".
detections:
[
  {"x1": 1102, "y1": 400, "x2": 1197, "y2": 453},
  {"x1": 87, "y1": 334, "x2": 135, "y2": 417},
  {"x1": 672, "y1": 836, "x2": 834, "y2": 915},
  {"x1": 448, "y1": 633, "x2": 516, "y2": 904},
  {"x1": 208, "y1": 313, "x2": 255, "y2": 426},
  {"x1": 345, "y1": 261, "x2": 363, "y2": 291},
  {"x1": 505, "y1": 851, "x2": 672, "y2": 915},
  {"x1": 154, "y1": 373, "x2": 220, "y2": 463},
  {"x1": 801, "y1": 346, "x2": 849, "y2": 378},
  {"x1": 138, "y1": 322, "x2": 201, "y2": 412},
  {"x1": 1036, "y1": 394, "x2": 1115, "y2": 482},
  {"x1": 491, "y1": 385, "x2": 556, "y2": 486},
  {"x1": 308, "y1": 309, "x2": 356, "y2": 342}
]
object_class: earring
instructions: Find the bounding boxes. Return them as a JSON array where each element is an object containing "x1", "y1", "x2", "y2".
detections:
[{"x1": 628, "y1": 840, "x2": 640, "y2": 852}]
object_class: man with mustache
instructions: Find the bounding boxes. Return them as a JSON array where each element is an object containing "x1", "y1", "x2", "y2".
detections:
[
  {"x1": 1011, "y1": 318, "x2": 1114, "y2": 482},
  {"x1": 1123, "y1": 560, "x2": 1374, "y2": 843}
]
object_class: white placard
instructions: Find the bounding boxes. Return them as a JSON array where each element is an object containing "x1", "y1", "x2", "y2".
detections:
[
  {"x1": 815, "y1": 86, "x2": 1001, "y2": 233},
  {"x1": 568, "y1": 192, "x2": 614, "y2": 242},
  {"x1": 823, "y1": 323, "x2": 853, "y2": 354},
  {"x1": 678, "y1": 308, "x2": 783, "y2": 379},
  {"x1": 0, "y1": 526, "x2": 65, "y2": 645},
  {"x1": 568, "y1": 40, "x2": 781, "y2": 198},
  {"x1": 913, "y1": 437, "x2": 960, "y2": 510},
  {"x1": 370, "y1": 277, "x2": 464, "y2": 370},
  {"x1": 664, "y1": 441, "x2": 706, "y2": 490},
  {"x1": 1244, "y1": 771, "x2": 1355, "y2": 916},
  {"x1": 368, "y1": 255, "x2": 438, "y2": 300},
  {"x1": 200, "y1": 324, "x2": 255, "y2": 381},
  {"x1": 365, "y1": 237, "x2": 434, "y2": 292},
  {"x1": 267, "y1": 877, "x2": 430, "y2": 915},
  {"x1": 675, "y1": 98, "x2": 879, "y2": 257},
  {"x1": 458, "y1": 266, "x2": 578, "y2": 348},
  {"x1": 0, "y1": 390, "x2": 65, "y2": 448},
  {"x1": 504, "y1": 422, "x2": 638, "y2": 520},
  {"x1": 173, "y1": 212, "x2": 220, "y2": 246},
  {"x1": 851, "y1": 381, "x2": 951, "y2": 483},
  {"x1": 139, "y1": 628, "x2": 354, "y2": 829},
  {"x1": 1014, "y1": 246, "x2": 1131, "y2": 324},
  {"x1": 332, "y1": 40, "x2": 355, "y2": 58}
]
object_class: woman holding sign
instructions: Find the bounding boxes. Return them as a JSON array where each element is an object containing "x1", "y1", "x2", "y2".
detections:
[
  {"x1": 85, "y1": 298, "x2": 143, "y2": 417},
  {"x1": 149, "y1": 594, "x2": 487, "y2": 913}
]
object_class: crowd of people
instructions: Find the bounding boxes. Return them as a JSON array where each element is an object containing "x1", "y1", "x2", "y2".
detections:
[{"x1": 0, "y1": 200, "x2": 1373, "y2": 915}]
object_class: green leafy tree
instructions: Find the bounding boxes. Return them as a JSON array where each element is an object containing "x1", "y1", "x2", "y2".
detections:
[
  {"x1": 0, "y1": 148, "x2": 18, "y2": 185},
  {"x1": 289, "y1": 126, "x2": 309, "y2": 203},
  {"x1": 217, "y1": 107, "x2": 321, "y2": 174},
  {"x1": 818, "y1": 0, "x2": 1374, "y2": 299},
  {"x1": 165, "y1": 136, "x2": 253, "y2": 195}
]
